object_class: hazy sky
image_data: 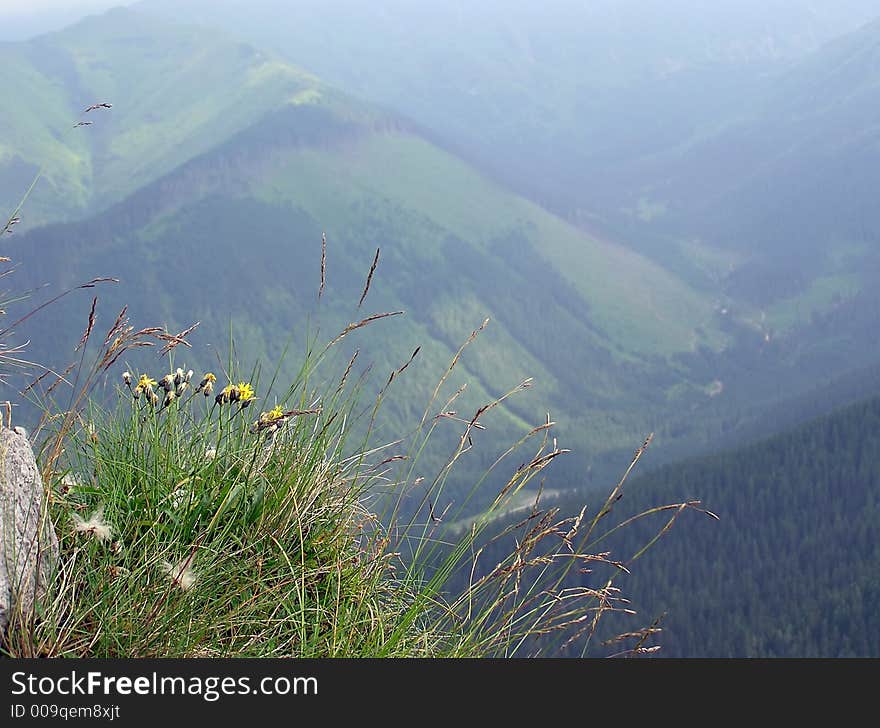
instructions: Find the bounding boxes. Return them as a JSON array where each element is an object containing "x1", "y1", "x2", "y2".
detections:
[
  {"x1": 3, "y1": 0, "x2": 879, "y2": 45},
  {"x1": 0, "y1": 0, "x2": 129, "y2": 12},
  {"x1": 0, "y1": 0, "x2": 136, "y2": 39}
]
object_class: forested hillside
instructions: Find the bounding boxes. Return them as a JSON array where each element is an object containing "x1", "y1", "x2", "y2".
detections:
[{"x1": 554, "y1": 396, "x2": 880, "y2": 657}]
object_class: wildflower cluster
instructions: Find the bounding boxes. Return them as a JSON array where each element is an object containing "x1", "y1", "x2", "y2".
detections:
[
  {"x1": 158, "y1": 367, "x2": 193, "y2": 408},
  {"x1": 80, "y1": 366, "x2": 323, "y2": 614},
  {"x1": 124, "y1": 368, "x2": 220, "y2": 410}
]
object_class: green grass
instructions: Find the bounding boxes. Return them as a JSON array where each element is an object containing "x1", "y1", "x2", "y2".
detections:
[{"x1": 1, "y1": 306, "x2": 685, "y2": 658}]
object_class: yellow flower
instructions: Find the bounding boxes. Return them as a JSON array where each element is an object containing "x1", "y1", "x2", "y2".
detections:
[
  {"x1": 217, "y1": 383, "x2": 238, "y2": 404},
  {"x1": 237, "y1": 382, "x2": 256, "y2": 406},
  {"x1": 215, "y1": 381, "x2": 256, "y2": 407},
  {"x1": 198, "y1": 372, "x2": 217, "y2": 397},
  {"x1": 133, "y1": 374, "x2": 158, "y2": 399},
  {"x1": 253, "y1": 404, "x2": 284, "y2": 431}
]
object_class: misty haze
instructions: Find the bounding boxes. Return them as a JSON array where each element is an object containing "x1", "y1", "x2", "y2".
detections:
[{"x1": 1, "y1": 0, "x2": 878, "y2": 660}]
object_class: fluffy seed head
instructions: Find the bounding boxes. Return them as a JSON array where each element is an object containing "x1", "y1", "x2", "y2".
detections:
[
  {"x1": 71, "y1": 506, "x2": 113, "y2": 542},
  {"x1": 161, "y1": 557, "x2": 197, "y2": 591}
]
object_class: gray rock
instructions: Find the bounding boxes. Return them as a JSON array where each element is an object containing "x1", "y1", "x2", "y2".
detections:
[{"x1": 0, "y1": 427, "x2": 59, "y2": 633}]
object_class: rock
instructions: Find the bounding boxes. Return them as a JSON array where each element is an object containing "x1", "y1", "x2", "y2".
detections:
[{"x1": 0, "y1": 427, "x2": 59, "y2": 633}]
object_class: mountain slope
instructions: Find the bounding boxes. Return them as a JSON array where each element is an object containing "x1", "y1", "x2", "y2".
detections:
[
  {"x1": 142, "y1": 0, "x2": 880, "y2": 351},
  {"x1": 600, "y1": 394, "x2": 880, "y2": 657},
  {"x1": 0, "y1": 7, "x2": 342, "y2": 229},
  {"x1": 123, "y1": 1, "x2": 880, "y2": 443},
  {"x1": 133, "y1": 1, "x2": 880, "y2": 250},
  {"x1": 135, "y1": 0, "x2": 880, "y2": 194},
  {"x1": 3, "y1": 9, "x2": 740, "y2": 517},
  {"x1": 582, "y1": 33, "x2": 880, "y2": 429},
  {"x1": 10, "y1": 105, "x2": 725, "y2": 446}
]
